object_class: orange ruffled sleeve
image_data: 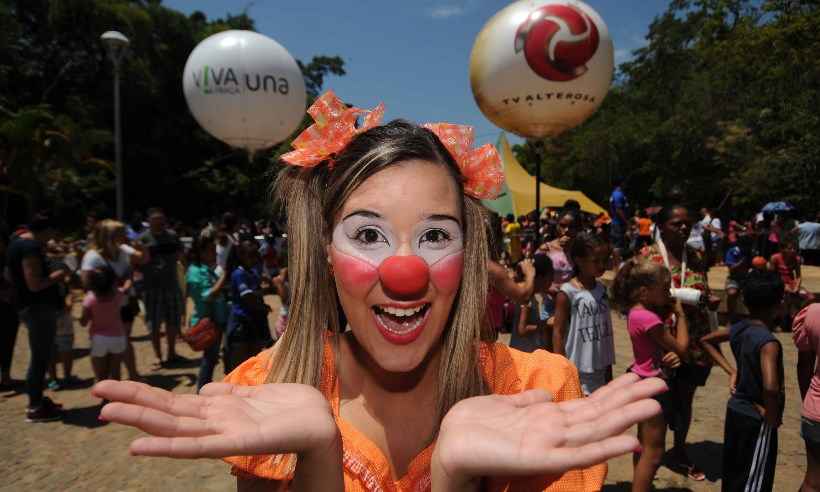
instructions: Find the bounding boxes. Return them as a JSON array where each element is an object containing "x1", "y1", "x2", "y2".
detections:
[
  {"x1": 220, "y1": 349, "x2": 297, "y2": 483},
  {"x1": 481, "y1": 343, "x2": 607, "y2": 492}
]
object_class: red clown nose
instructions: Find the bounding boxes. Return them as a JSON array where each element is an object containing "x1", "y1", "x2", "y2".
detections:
[{"x1": 378, "y1": 255, "x2": 430, "y2": 297}]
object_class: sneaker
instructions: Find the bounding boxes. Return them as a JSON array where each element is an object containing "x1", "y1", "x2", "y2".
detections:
[
  {"x1": 62, "y1": 375, "x2": 83, "y2": 387},
  {"x1": 26, "y1": 398, "x2": 64, "y2": 423}
]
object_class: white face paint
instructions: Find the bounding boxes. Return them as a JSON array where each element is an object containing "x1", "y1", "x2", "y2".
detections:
[{"x1": 331, "y1": 212, "x2": 463, "y2": 268}]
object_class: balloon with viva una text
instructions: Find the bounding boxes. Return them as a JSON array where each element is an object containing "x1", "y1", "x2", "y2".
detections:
[
  {"x1": 470, "y1": 0, "x2": 613, "y2": 138},
  {"x1": 183, "y1": 30, "x2": 306, "y2": 152}
]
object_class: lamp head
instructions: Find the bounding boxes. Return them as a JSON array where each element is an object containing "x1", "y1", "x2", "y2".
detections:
[{"x1": 100, "y1": 30, "x2": 130, "y2": 63}]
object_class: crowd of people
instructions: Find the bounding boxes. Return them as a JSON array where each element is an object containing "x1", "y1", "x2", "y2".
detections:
[
  {"x1": 0, "y1": 208, "x2": 290, "y2": 421},
  {"x1": 2, "y1": 125, "x2": 819, "y2": 488}
]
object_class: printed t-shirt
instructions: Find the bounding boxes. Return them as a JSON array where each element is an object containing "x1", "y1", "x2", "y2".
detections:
[
  {"x1": 627, "y1": 307, "x2": 665, "y2": 378},
  {"x1": 794, "y1": 304, "x2": 820, "y2": 421},
  {"x1": 559, "y1": 281, "x2": 615, "y2": 373},
  {"x1": 728, "y1": 320, "x2": 784, "y2": 422},
  {"x1": 82, "y1": 290, "x2": 125, "y2": 337},
  {"x1": 230, "y1": 265, "x2": 263, "y2": 319},
  {"x1": 223, "y1": 332, "x2": 606, "y2": 491}
]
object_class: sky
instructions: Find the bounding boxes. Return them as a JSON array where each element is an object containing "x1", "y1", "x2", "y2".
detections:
[{"x1": 164, "y1": 0, "x2": 669, "y2": 145}]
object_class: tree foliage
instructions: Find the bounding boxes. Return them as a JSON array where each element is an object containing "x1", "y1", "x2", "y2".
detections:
[
  {"x1": 514, "y1": 0, "x2": 819, "y2": 217},
  {"x1": 0, "y1": 0, "x2": 345, "y2": 228}
]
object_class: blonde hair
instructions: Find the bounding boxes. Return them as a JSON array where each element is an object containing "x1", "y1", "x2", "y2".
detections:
[
  {"x1": 92, "y1": 219, "x2": 127, "y2": 259},
  {"x1": 267, "y1": 120, "x2": 490, "y2": 424},
  {"x1": 611, "y1": 258, "x2": 670, "y2": 311}
]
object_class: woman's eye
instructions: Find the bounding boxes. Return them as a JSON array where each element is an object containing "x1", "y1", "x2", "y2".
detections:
[
  {"x1": 353, "y1": 227, "x2": 387, "y2": 246},
  {"x1": 420, "y1": 229, "x2": 451, "y2": 249}
]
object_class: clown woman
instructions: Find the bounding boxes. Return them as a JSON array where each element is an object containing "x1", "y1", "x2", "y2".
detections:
[{"x1": 94, "y1": 92, "x2": 664, "y2": 491}]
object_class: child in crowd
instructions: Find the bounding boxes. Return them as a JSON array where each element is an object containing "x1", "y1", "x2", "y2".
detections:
[
  {"x1": 271, "y1": 266, "x2": 289, "y2": 340},
  {"x1": 49, "y1": 284, "x2": 79, "y2": 389},
  {"x1": 224, "y1": 239, "x2": 273, "y2": 372},
  {"x1": 770, "y1": 238, "x2": 815, "y2": 329},
  {"x1": 552, "y1": 231, "x2": 616, "y2": 395},
  {"x1": 186, "y1": 232, "x2": 229, "y2": 392},
  {"x1": 613, "y1": 259, "x2": 690, "y2": 492},
  {"x1": 724, "y1": 234, "x2": 752, "y2": 324},
  {"x1": 510, "y1": 255, "x2": 554, "y2": 353},
  {"x1": 700, "y1": 271, "x2": 786, "y2": 492},
  {"x1": 794, "y1": 303, "x2": 820, "y2": 492},
  {"x1": 80, "y1": 267, "x2": 127, "y2": 385}
]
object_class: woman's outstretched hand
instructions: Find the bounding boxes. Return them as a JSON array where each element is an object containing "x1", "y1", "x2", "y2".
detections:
[
  {"x1": 92, "y1": 380, "x2": 340, "y2": 459},
  {"x1": 432, "y1": 373, "x2": 666, "y2": 491}
]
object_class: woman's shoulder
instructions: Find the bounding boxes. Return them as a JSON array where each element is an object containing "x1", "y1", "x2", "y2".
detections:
[
  {"x1": 223, "y1": 348, "x2": 276, "y2": 387},
  {"x1": 481, "y1": 342, "x2": 583, "y2": 403}
]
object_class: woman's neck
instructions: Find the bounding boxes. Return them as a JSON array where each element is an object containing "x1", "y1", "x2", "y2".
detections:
[
  {"x1": 341, "y1": 333, "x2": 440, "y2": 397},
  {"x1": 663, "y1": 236, "x2": 685, "y2": 261}
]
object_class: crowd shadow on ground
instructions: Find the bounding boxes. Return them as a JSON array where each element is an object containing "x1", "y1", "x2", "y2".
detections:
[
  {"x1": 62, "y1": 403, "x2": 108, "y2": 429},
  {"x1": 143, "y1": 372, "x2": 197, "y2": 391}
]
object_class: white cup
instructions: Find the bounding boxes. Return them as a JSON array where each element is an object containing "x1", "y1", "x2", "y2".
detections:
[{"x1": 670, "y1": 287, "x2": 702, "y2": 306}]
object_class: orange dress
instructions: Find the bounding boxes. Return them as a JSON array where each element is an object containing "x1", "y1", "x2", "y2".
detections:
[{"x1": 223, "y1": 333, "x2": 606, "y2": 491}]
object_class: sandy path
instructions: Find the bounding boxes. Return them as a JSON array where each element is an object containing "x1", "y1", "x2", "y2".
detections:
[{"x1": 1, "y1": 287, "x2": 812, "y2": 490}]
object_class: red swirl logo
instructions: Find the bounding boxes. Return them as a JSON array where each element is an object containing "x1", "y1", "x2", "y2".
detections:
[{"x1": 514, "y1": 4, "x2": 600, "y2": 82}]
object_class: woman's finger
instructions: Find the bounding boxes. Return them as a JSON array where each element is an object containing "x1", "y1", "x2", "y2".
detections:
[
  {"x1": 130, "y1": 435, "x2": 244, "y2": 459},
  {"x1": 93, "y1": 380, "x2": 207, "y2": 418},
  {"x1": 558, "y1": 377, "x2": 666, "y2": 421},
  {"x1": 506, "y1": 389, "x2": 553, "y2": 408},
  {"x1": 562, "y1": 399, "x2": 661, "y2": 448},
  {"x1": 101, "y1": 402, "x2": 216, "y2": 438},
  {"x1": 585, "y1": 373, "x2": 641, "y2": 402},
  {"x1": 199, "y1": 382, "x2": 261, "y2": 398},
  {"x1": 538, "y1": 434, "x2": 640, "y2": 474}
]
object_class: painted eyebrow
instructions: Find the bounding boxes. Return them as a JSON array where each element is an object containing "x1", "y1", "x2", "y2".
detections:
[
  {"x1": 342, "y1": 210, "x2": 382, "y2": 221},
  {"x1": 425, "y1": 214, "x2": 461, "y2": 226}
]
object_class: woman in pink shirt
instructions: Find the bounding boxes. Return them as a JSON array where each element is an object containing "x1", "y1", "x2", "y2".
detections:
[
  {"x1": 793, "y1": 303, "x2": 820, "y2": 491},
  {"x1": 614, "y1": 258, "x2": 690, "y2": 492}
]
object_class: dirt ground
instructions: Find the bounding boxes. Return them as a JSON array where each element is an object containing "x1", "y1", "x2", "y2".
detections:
[{"x1": 2, "y1": 266, "x2": 818, "y2": 491}]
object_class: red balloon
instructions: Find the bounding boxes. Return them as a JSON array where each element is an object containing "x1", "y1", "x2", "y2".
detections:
[{"x1": 378, "y1": 256, "x2": 430, "y2": 297}]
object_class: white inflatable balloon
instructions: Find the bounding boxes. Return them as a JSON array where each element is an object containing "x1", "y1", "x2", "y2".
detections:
[
  {"x1": 183, "y1": 30, "x2": 306, "y2": 152},
  {"x1": 470, "y1": 0, "x2": 613, "y2": 138}
]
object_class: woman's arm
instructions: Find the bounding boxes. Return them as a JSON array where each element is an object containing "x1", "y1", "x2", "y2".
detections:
[
  {"x1": 488, "y1": 260, "x2": 534, "y2": 305},
  {"x1": 79, "y1": 305, "x2": 90, "y2": 327},
  {"x1": 797, "y1": 350, "x2": 815, "y2": 400},
  {"x1": 516, "y1": 303, "x2": 536, "y2": 336},
  {"x1": 551, "y1": 291, "x2": 569, "y2": 356},
  {"x1": 699, "y1": 328, "x2": 735, "y2": 376}
]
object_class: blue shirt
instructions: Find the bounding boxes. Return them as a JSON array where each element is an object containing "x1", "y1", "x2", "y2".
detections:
[
  {"x1": 230, "y1": 265, "x2": 262, "y2": 318},
  {"x1": 609, "y1": 187, "x2": 628, "y2": 226},
  {"x1": 728, "y1": 320, "x2": 784, "y2": 421}
]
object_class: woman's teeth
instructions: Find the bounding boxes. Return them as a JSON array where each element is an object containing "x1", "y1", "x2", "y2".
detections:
[{"x1": 380, "y1": 305, "x2": 426, "y2": 317}]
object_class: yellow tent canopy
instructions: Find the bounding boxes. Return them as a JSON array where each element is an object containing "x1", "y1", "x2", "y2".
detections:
[{"x1": 484, "y1": 133, "x2": 607, "y2": 217}]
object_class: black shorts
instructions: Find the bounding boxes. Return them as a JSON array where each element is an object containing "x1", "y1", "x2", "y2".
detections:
[
  {"x1": 627, "y1": 367, "x2": 679, "y2": 428},
  {"x1": 802, "y1": 416, "x2": 820, "y2": 445},
  {"x1": 675, "y1": 362, "x2": 712, "y2": 387}
]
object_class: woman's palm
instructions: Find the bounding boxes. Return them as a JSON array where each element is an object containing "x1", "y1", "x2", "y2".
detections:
[
  {"x1": 435, "y1": 374, "x2": 666, "y2": 478},
  {"x1": 93, "y1": 380, "x2": 337, "y2": 458}
]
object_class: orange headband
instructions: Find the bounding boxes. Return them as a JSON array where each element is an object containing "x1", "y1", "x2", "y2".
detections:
[{"x1": 280, "y1": 91, "x2": 505, "y2": 200}]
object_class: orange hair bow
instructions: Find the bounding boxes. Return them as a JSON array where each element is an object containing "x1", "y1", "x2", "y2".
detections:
[
  {"x1": 421, "y1": 123, "x2": 505, "y2": 200},
  {"x1": 281, "y1": 91, "x2": 505, "y2": 200},
  {"x1": 280, "y1": 90, "x2": 384, "y2": 167}
]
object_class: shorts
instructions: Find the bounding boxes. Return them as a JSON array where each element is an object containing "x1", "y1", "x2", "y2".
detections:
[
  {"x1": 143, "y1": 288, "x2": 183, "y2": 331},
  {"x1": 578, "y1": 368, "x2": 608, "y2": 396},
  {"x1": 90, "y1": 335, "x2": 127, "y2": 357},
  {"x1": 802, "y1": 416, "x2": 820, "y2": 445},
  {"x1": 627, "y1": 367, "x2": 680, "y2": 428},
  {"x1": 675, "y1": 362, "x2": 712, "y2": 387},
  {"x1": 54, "y1": 334, "x2": 74, "y2": 353}
]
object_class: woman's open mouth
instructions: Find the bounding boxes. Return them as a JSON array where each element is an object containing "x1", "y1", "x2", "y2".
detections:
[{"x1": 372, "y1": 303, "x2": 431, "y2": 345}]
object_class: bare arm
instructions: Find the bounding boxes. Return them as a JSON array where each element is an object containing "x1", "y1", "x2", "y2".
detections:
[
  {"x1": 760, "y1": 342, "x2": 783, "y2": 428},
  {"x1": 700, "y1": 328, "x2": 735, "y2": 377},
  {"x1": 488, "y1": 260, "x2": 534, "y2": 305},
  {"x1": 798, "y1": 351, "x2": 815, "y2": 400},
  {"x1": 79, "y1": 305, "x2": 90, "y2": 327},
  {"x1": 552, "y1": 291, "x2": 569, "y2": 356}
]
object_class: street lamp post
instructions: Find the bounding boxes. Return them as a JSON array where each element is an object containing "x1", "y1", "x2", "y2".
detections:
[{"x1": 100, "y1": 30, "x2": 129, "y2": 220}]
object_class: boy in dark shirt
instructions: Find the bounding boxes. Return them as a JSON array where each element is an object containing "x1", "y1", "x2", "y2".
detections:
[{"x1": 701, "y1": 271, "x2": 785, "y2": 492}]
